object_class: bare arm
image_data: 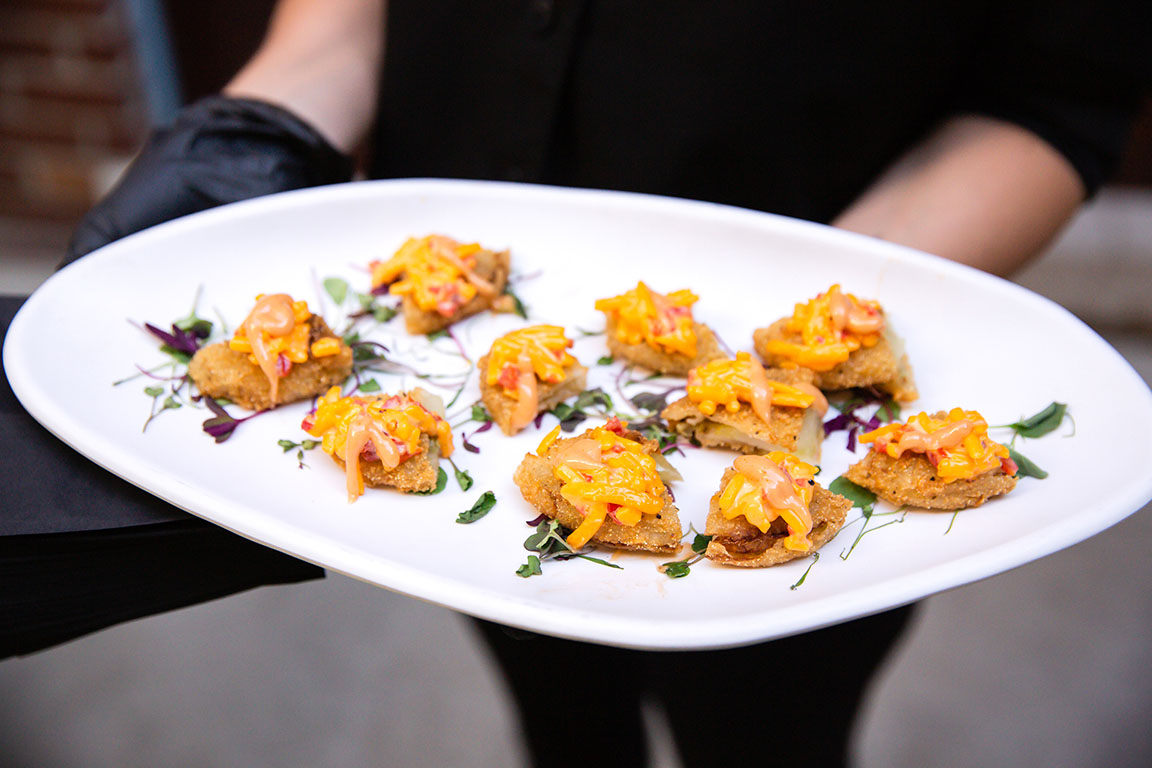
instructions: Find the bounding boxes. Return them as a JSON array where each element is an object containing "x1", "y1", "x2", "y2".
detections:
[
  {"x1": 224, "y1": 0, "x2": 386, "y2": 153},
  {"x1": 832, "y1": 115, "x2": 1085, "y2": 277}
]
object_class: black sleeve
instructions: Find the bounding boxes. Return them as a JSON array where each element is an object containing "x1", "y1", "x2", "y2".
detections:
[{"x1": 955, "y1": 0, "x2": 1151, "y2": 195}]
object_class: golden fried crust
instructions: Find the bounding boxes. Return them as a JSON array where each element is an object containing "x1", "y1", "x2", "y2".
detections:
[
  {"x1": 604, "y1": 318, "x2": 725, "y2": 376},
  {"x1": 844, "y1": 449, "x2": 1016, "y2": 510},
  {"x1": 753, "y1": 318, "x2": 918, "y2": 402},
  {"x1": 188, "y1": 316, "x2": 353, "y2": 411},
  {"x1": 704, "y1": 468, "x2": 851, "y2": 567},
  {"x1": 330, "y1": 433, "x2": 442, "y2": 493},
  {"x1": 400, "y1": 249, "x2": 512, "y2": 335},
  {"x1": 477, "y1": 354, "x2": 589, "y2": 435},
  {"x1": 660, "y1": 367, "x2": 822, "y2": 462},
  {"x1": 512, "y1": 431, "x2": 683, "y2": 554}
]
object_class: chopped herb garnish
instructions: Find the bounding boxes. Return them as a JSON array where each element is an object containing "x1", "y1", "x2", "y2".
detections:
[
  {"x1": 457, "y1": 491, "x2": 496, "y2": 524},
  {"x1": 517, "y1": 518, "x2": 622, "y2": 576},
  {"x1": 1008, "y1": 446, "x2": 1048, "y2": 479},
  {"x1": 414, "y1": 466, "x2": 449, "y2": 496},
  {"x1": 789, "y1": 552, "x2": 820, "y2": 590},
  {"x1": 359, "y1": 378, "x2": 381, "y2": 393},
  {"x1": 997, "y1": 402, "x2": 1068, "y2": 439},
  {"x1": 833, "y1": 476, "x2": 906, "y2": 560},
  {"x1": 659, "y1": 530, "x2": 712, "y2": 579},
  {"x1": 447, "y1": 457, "x2": 474, "y2": 491},
  {"x1": 597, "y1": 355, "x2": 614, "y2": 366},
  {"x1": 503, "y1": 286, "x2": 529, "y2": 319},
  {"x1": 323, "y1": 277, "x2": 349, "y2": 306}
]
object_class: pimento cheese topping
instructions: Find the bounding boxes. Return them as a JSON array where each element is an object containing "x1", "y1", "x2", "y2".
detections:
[
  {"x1": 762, "y1": 284, "x2": 885, "y2": 372},
  {"x1": 687, "y1": 351, "x2": 826, "y2": 424},
  {"x1": 535, "y1": 420, "x2": 666, "y2": 549},
  {"x1": 370, "y1": 235, "x2": 497, "y2": 318},
  {"x1": 486, "y1": 325, "x2": 578, "y2": 432},
  {"x1": 858, "y1": 408, "x2": 1014, "y2": 482},
  {"x1": 228, "y1": 294, "x2": 342, "y2": 404},
  {"x1": 718, "y1": 452, "x2": 817, "y2": 552},
  {"x1": 302, "y1": 386, "x2": 454, "y2": 502},
  {"x1": 595, "y1": 282, "x2": 699, "y2": 357}
]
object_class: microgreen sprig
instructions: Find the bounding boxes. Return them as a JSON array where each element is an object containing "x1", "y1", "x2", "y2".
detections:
[
  {"x1": 829, "y1": 476, "x2": 908, "y2": 560},
  {"x1": 516, "y1": 517, "x2": 623, "y2": 577},
  {"x1": 659, "y1": 528, "x2": 713, "y2": 578}
]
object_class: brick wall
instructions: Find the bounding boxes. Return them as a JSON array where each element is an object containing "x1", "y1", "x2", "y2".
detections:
[{"x1": 0, "y1": 0, "x2": 147, "y2": 259}]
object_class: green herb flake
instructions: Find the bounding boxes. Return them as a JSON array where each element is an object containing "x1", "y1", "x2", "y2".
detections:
[
  {"x1": 1008, "y1": 446, "x2": 1048, "y2": 479},
  {"x1": 470, "y1": 403, "x2": 491, "y2": 423},
  {"x1": 457, "y1": 491, "x2": 496, "y2": 524},
  {"x1": 789, "y1": 552, "x2": 820, "y2": 590},
  {"x1": 1008, "y1": 402, "x2": 1067, "y2": 439},
  {"x1": 828, "y1": 476, "x2": 877, "y2": 513},
  {"x1": 323, "y1": 277, "x2": 349, "y2": 305},
  {"x1": 144, "y1": 386, "x2": 164, "y2": 397},
  {"x1": 359, "y1": 378, "x2": 381, "y2": 393},
  {"x1": 278, "y1": 439, "x2": 298, "y2": 453},
  {"x1": 414, "y1": 467, "x2": 449, "y2": 496},
  {"x1": 516, "y1": 555, "x2": 543, "y2": 578},
  {"x1": 597, "y1": 356, "x2": 614, "y2": 366},
  {"x1": 426, "y1": 329, "x2": 450, "y2": 341},
  {"x1": 373, "y1": 303, "x2": 398, "y2": 323}
]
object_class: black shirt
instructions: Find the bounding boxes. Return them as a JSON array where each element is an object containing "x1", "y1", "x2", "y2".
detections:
[{"x1": 373, "y1": 0, "x2": 1147, "y2": 223}]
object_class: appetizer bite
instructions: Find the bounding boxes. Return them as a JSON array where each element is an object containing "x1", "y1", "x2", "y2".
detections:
[
  {"x1": 844, "y1": 408, "x2": 1017, "y2": 509},
  {"x1": 479, "y1": 325, "x2": 588, "y2": 435},
  {"x1": 595, "y1": 282, "x2": 724, "y2": 375},
  {"x1": 705, "y1": 452, "x2": 850, "y2": 568},
  {"x1": 514, "y1": 418, "x2": 683, "y2": 553},
  {"x1": 188, "y1": 293, "x2": 353, "y2": 411},
  {"x1": 370, "y1": 234, "x2": 511, "y2": 334},
  {"x1": 302, "y1": 386, "x2": 454, "y2": 501},
  {"x1": 661, "y1": 352, "x2": 827, "y2": 463},
  {"x1": 753, "y1": 284, "x2": 917, "y2": 401}
]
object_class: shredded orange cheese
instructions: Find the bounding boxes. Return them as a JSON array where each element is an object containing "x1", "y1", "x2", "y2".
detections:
[
  {"x1": 370, "y1": 234, "x2": 496, "y2": 318},
  {"x1": 302, "y1": 386, "x2": 454, "y2": 501},
  {"x1": 762, "y1": 284, "x2": 885, "y2": 371},
  {"x1": 687, "y1": 352, "x2": 818, "y2": 424},
  {"x1": 595, "y1": 282, "x2": 699, "y2": 357},
  {"x1": 859, "y1": 408, "x2": 1009, "y2": 482},
  {"x1": 540, "y1": 425, "x2": 666, "y2": 549},
  {"x1": 486, "y1": 325, "x2": 577, "y2": 388},
  {"x1": 228, "y1": 293, "x2": 341, "y2": 403},
  {"x1": 718, "y1": 452, "x2": 817, "y2": 552}
]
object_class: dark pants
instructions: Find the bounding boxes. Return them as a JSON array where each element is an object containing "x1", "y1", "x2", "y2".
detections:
[{"x1": 473, "y1": 605, "x2": 915, "y2": 768}]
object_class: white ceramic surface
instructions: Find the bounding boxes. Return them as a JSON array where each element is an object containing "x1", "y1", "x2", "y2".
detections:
[{"x1": 7, "y1": 179, "x2": 1152, "y2": 650}]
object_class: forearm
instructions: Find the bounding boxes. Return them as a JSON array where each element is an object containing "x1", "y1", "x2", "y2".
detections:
[
  {"x1": 224, "y1": 0, "x2": 386, "y2": 153},
  {"x1": 832, "y1": 115, "x2": 1085, "y2": 277}
]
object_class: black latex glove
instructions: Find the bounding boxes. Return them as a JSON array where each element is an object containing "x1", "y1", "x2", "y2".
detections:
[{"x1": 61, "y1": 95, "x2": 354, "y2": 268}]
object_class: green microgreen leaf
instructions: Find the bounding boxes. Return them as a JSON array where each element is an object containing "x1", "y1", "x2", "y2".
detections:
[
  {"x1": 448, "y1": 457, "x2": 474, "y2": 491},
  {"x1": 828, "y1": 476, "x2": 877, "y2": 514},
  {"x1": 457, "y1": 490, "x2": 496, "y2": 524},
  {"x1": 516, "y1": 555, "x2": 543, "y2": 578},
  {"x1": 471, "y1": 403, "x2": 491, "y2": 423},
  {"x1": 359, "y1": 378, "x2": 381, "y2": 393},
  {"x1": 1006, "y1": 402, "x2": 1067, "y2": 439},
  {"x1": 1008, "y1": 446, "x2": 1048, "y2": 479},
  {"x1": 659, "y1": 528, "x2": 712, "y2": 579},
  {"x1": 426, "y1": 329, "x2": 450, "y2": 341},
  {"x1": 575, "y1": 388, "x2": 613, "y2": 411},
  {"x1": 690, "y1": 533, "x2": 713, "y2": 555},
  {"x1": 597, "y1": 356, "x2": 614, "y2": 366},
  {"x1": 503, "y1": 286, "x2": 529, "y2": 319},
  {"x1": 661, "y1": 561, "x2": 692, "y2": 578},
  {"x1": 414, "y1": 467, "x2": 449, "y2": 496},
  {"x1": 144, "y1": 385, "x2": 164, "y2": 397},
  {"x1": 373, "y1": 303, "x2": 398, "y2": 322},
  {"x1": 162, "y1": 395, "x2": 181, "y2": 411},
  {"x1": 789, "y1": 552, "x2": 820, "y2": 590},
  {"x1": 630, "y1": 391, "x2": 671, "y2": 413},
  {"x1": 323, "y1": 277, "x2": 349, "y2": 305}
]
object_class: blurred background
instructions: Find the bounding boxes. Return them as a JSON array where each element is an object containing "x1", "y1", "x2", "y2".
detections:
[{"x1": 2, "y1": 1, "x2": 1151, "y2": 766}]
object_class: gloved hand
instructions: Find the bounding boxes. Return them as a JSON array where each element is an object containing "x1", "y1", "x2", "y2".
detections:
[{"x1": 61, "y1": 95, "x2": 354, "y2": 268}]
